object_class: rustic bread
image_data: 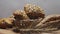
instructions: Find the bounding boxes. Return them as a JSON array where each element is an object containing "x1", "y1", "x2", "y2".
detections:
[
  {"x1": 0, "y1": 18, "x2": 14, "y2": 29},
  {"x1": 13, "y1": 10, "x2": 29, "y2": 20},
  {"x1": 24, "y1": 4, "x2": 45, "y2": 19},
  {"x1": 14, "y1": 19, "x2": 42, "y2": 29},
  {"x1": 35, "y1": 14, "x2": 60, "y2": 29}
]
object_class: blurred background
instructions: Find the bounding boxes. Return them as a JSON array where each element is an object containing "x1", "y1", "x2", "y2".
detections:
[{"x1": 0, "y1": 0, "x2": 60, "y2": 18}]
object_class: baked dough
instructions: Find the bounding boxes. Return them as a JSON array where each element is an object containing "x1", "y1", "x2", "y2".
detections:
[
  {"x1": 13, "y1": 10, "x2": 29, "y2": 20},
  {"x1": 24, "y1": 4, "x2": 45, "y2": 19}
]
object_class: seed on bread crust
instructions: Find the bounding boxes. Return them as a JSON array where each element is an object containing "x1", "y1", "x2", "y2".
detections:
[
  {"x1": 13, "y1": 10, "x2": 29, "y2": 20},
  {"x1": 24, "y1": 4, "x2": 45, "y2": 19}
]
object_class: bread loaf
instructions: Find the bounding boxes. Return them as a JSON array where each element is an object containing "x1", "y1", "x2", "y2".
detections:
[
  {"x1": 24, "y1": 4, "x2": 45, "y2": 19},
  {"x1": 0, "y1": 18, "x2": 14, "y2": 29},
  {"x1": 14, "y1": 19, "x2": 42, "y2": 29},
  {"x1": 13, "y1": 10, "x2": 29, "y2": 20},
  {"x1": 35, "y1": 14, "x2": 60, "y2": 29}
]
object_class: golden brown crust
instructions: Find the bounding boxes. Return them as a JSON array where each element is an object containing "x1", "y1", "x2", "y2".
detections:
[
  {"x1": 0, "y1": 18, "x2": 14, "y2": 29},
  {"x1": 24, "y1": 4, "x2": 45, "y2": 19},
  {"x1": 1, "y1": 4, "x2": 60, "y2": 34},
  {"x1": 35, "y1": 14, "x2": 60, "y2": 29},
  {"x1": 13, "y1": 10, "x2": 29, "y2": 20}
]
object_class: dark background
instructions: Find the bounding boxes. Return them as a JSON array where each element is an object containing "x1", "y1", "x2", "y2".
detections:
[{"x1": 0, "y1": 0, "x2": 60, "y2": 18}]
